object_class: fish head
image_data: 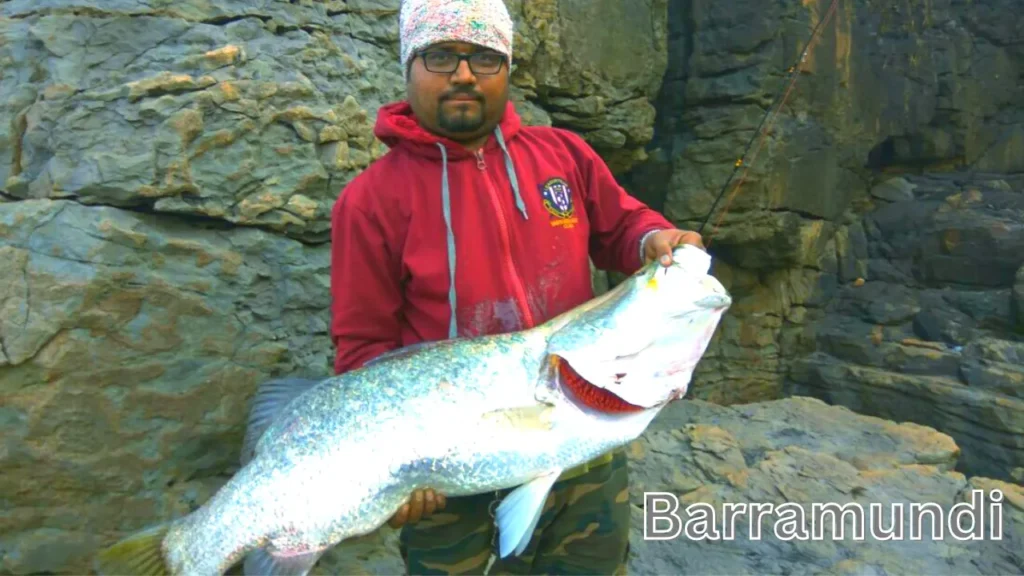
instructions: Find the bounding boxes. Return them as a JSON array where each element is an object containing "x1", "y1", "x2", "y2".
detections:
[{"x1": 543, "y1": 244, "x2": 731, "y2": 410}]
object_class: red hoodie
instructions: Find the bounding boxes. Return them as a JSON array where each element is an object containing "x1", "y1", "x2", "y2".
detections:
[{"x1": 329, "y1": 100, "x2": 673, "y2": 374}]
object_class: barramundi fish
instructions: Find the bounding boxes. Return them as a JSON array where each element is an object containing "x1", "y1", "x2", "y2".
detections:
[{"x1": 94, "y1": 243, "x2": 731, "y2": 576}]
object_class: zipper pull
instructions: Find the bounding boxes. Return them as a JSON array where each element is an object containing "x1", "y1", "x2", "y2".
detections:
[{"x1": 474, "y1": 150, "x2": 486, "y2": 170}]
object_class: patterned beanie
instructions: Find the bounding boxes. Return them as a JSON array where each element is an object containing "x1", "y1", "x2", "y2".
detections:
[{"x1": 399, "y1": 0, "x2": 514, "y2": 80}]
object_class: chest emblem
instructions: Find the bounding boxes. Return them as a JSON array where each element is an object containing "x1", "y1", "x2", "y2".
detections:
[{"x1": 539, "y1": 177, "x2": 579, "y2": 229}]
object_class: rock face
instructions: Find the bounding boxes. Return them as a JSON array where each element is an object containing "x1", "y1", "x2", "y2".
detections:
[
  {"x1": 1014, "y1": 266, "x2": 1024, "y2": 330},
  {"x1": 506, "y1": 0, "x2": 670, "y2": 173},
  {"x1": 0, "y1": 199, "x2": 333, "y2": 573},
  {"x1": 0, "y1": 0, "x2": 669, "y2": 573},
  {"x1": 620, "y1": 0, "x2": 1024, "y2": 404},
  {"x1": 786, "y1": 173, "x2": 1024, "y2": 482},
  {"x1": 0, "y1": 0, "x2": 666, "y2": 244},
  {"x1": 613, "y1": 0, "x2": 1024, "y2": 483}
]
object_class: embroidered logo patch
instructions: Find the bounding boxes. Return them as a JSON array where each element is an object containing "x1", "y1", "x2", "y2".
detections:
[{"x1": 539, "y1": 177, "x2": 578, "y2": 229}]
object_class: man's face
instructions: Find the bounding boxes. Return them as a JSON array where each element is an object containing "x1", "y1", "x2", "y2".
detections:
[{"x1": 406, "y1": 41, "x2": 509, "y2": 146}]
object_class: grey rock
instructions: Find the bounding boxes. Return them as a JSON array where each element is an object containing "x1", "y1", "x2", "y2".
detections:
[
  {"x1": 1014, "y1": 267, "x2": 1024, "y2": 330},
  {"x1": 870, "y1": 177, "x2": 917, "y2": 203},
  {"x1": 818, "y1": 322, "x2": 962, "y2": 379},
  {"x1": 942, "y1": 288, "x2": 1015, "y2": 328},
  {"x1": 832, "y1": 282, "x2": 920, "y2": 326},
  {"x1": 790, "y1": 351, "x2": 1024, "y2": 483},
  {"x1": 639, "y1": 0, "x2": 1024, "y2": 231},
  {"x1": 627, "y1": 397, "x2": 1024, "y2": 576},
  {"x1": 959, "y1": 338, "x2": 1024, "y2": 399},
  {"x1": 835, "y1": 222, "x2": 869, "y2": 284},
  {"x1": 615, "y1": 0, "x2": 1024, "y2": 459},
  {"x1": 0, "y1": 0, "x2": 667, "y2": 248},
  {"x1": 0, "y1": 199, "x2": 333, "y2": 574},
  {"x1": 786, "y1": 174, "x2": 1024, "y2": 482},
  {"x1": 912, "y1": 307, "x2": 978, "y2": 347}
]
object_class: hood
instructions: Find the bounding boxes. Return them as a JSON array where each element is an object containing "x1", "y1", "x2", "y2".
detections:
[{"x1": 373, "y1": 100, "x2": 523, "y2": 161}]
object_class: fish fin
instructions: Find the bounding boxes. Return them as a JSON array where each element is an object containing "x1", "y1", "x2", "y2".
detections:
[
  {"x1": 93, "y1": 522, "x2": 171, "y2": 576},
  {"x1": 362, "y1": 339, "x2": 456, "y2": 367},
  {"x1": 241, "y1": 377, "x2": 321, "y2": 466},
  {"x1": 495, "y1": 470, "x2": 561, "y2": 558},
  {"x1": 243, "y1": 546, "x2": 324, "y2": 576},
  {"x1": 481, "y1": 405, "x2": 556, "y2": 431}
]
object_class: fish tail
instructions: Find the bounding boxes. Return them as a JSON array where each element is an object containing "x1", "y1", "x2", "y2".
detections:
[{"x1": 93, "y1": 522, "x2": 172, "y2": 576}]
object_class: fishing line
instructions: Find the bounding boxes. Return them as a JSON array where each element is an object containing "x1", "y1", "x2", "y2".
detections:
[{"x1": 698, "y1": 0, "x2": 841, "y2": 247}]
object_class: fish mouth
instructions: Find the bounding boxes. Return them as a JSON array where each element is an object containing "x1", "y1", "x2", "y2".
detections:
[
  {"x1": 549, "y1": 323, "x2": 710, "y2": 411},
  {"x1": 554, "y1": 356, "x2": 650, "y2": 414}
]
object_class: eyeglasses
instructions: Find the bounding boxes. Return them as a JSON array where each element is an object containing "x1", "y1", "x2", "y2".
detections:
[{"x1": 418, "y1": 51, "x2": 506, "y2": 75}]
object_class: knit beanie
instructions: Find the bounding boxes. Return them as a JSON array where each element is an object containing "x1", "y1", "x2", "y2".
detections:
[{"x1": 399, "y1": 0, "x2": 514, "y2": 80}]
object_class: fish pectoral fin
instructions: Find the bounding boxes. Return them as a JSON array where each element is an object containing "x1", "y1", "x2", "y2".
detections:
[
  {"x1": 93, "y1": 522, "x2": 172, "y2": 576},
  {"x1": 495, "y1": 469, "x2": 562, "y2": 558},
  {"x1": 241, "y1": 377, "x2": 321, "y2": 466},
  {"x1": 243, "y1": 546, "x2": 324, "y2": 576},
  {"x1": 481, "y1": 405, "x2": 556, "y2": 431}
]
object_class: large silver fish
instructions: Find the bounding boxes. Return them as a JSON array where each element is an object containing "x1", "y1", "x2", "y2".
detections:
[{"x1": 94, "y1": 244, "x2": 731, "y2": 576}]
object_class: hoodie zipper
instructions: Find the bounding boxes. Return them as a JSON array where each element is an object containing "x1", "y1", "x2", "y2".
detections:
[{"x1": 475, "y1": 149, "x2": 536, "y2": 329}]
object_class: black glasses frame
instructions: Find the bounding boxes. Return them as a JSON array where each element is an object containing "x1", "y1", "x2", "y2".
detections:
[{"x1": 417, "y1": 51, "x2": 507, "y2": 75}]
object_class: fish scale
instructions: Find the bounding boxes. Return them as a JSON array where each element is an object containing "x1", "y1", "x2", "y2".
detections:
[{"x1": 93, "y1": 244, "x2": 732, "y2": 576}]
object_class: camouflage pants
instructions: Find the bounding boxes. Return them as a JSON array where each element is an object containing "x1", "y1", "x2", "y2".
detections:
[{"x1": 398, "y1": 449, "x2": 631, "y2": 575}]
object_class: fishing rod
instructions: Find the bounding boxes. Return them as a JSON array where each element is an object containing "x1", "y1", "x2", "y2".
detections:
[{"x1": 698, "y1": 0, "x2": 841, "y2": 248}]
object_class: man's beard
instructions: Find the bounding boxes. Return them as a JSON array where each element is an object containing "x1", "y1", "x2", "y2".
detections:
[{"x1": 437, "y1": 98, "x2": 486, "y2": 134}]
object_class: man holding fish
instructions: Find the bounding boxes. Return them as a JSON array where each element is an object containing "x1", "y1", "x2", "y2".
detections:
[{"x1": 330, "y1": 0, "x2": 704, "y2": 573}]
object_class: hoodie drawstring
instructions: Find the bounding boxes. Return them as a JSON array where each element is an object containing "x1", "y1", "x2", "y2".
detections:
[
  {"x1": 436, "y1": 127, "x2": 528, "y2": 340},
  {"x1": 436, "y1": 142, "x2": 459, "y2": 340},
  {"x1": 495, "y1": 125, "x2": 528, "y2": 220}
]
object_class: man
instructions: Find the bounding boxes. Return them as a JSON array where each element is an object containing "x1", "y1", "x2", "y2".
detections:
[{"x1": 329, "y1": 0, "x2": 703, "y2": 573}]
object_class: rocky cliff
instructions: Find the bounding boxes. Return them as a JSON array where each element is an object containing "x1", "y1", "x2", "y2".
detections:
[
  {"x1": 1, "y1": 0, "x2": 1022, "y2": 574},
  {"x1": 626, "y1": 397, "x2": 1022, "y2": 576},
  {"x1": 787, "y1": 173, "x2": 1024, "y2": 483},
  {"x1": 0, "y1": 0, "x2": 671, "y2": 572},
  {"x1": 619, "y1": 0, "x2": 1024, "y2": 483}
]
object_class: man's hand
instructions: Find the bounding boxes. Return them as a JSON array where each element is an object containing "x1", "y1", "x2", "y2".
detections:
[
  {"x1": 387, "y1": 488, "x2": 447, "y2": 528},
  {"x1": 643, "y1": 228, "x2": 705, "y2": 266}
]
